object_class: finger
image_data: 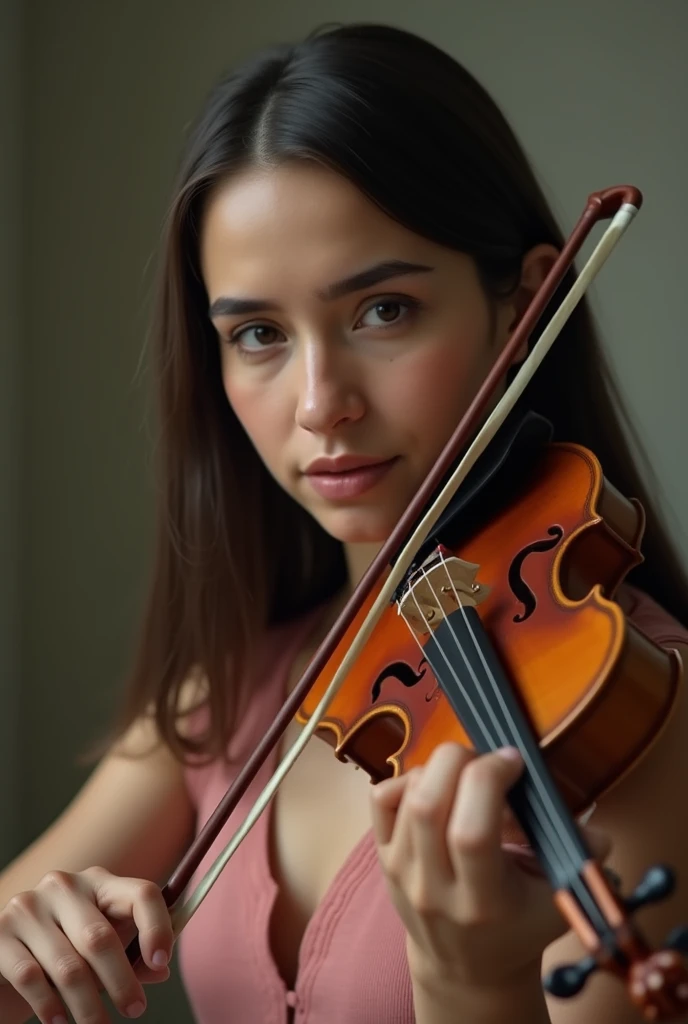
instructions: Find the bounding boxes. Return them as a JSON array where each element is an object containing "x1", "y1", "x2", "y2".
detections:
[
  {"x1": 500, "y1": 802, "x2": 530, "y2": 847},
  {"x1": 502, "y1": 843, "x2": 545, "y2": 878},
  {"x1": 14, "y1": 917, "x2": 114, "y2": 1024},
  {"x1": 57, "y1": 897, "x2": 148, "y2": 1020},
  {"x1": 370, "y1": 768, "x2": 421, "y2": 847},
  {"x1": 110, "y1": 926, "x2": 171, "y2": 984},
  {"x1": 0, "y1": 934, "x2": 69, "y2": 1024},
  {"x1": 89, "y1": 871, "x2": 173, "y2": 972},
  {"x1": 135, "y1": 961, "x2": 171, "y2": 984},
  {"x1": 405, "y1": 743, "x2": 475, "y2": 883},
  {"x1": 447, "y1": 747, "x2": 524, "y2": 902},
  {"x1": 500, "y1": 815, "x2": 613, "y2": 888}
]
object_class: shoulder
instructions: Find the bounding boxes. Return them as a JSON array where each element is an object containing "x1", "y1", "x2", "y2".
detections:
[
  {"x1": 178, "y1": 607, "x2": 325, "y2": 760},
  {"x1": 110, "y1": 672, "x2": 210, "y2": 758}
]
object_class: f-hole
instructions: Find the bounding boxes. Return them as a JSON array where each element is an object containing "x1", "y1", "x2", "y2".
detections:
[
  {"x1": 509, "y1": 526, "x2": 564, "y2": 622},
  {"x1": 371, "y1": 658, "x2": 427, "y2": 703},
  {"x1": 339, "y1": 710, "x2": 408, "y2": 782}
]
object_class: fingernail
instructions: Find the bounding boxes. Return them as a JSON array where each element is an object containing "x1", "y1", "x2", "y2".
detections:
[
  {"x1": 497, "y1": 746, "x2": 522, "y2": 761},
  {"x1": 126, "y1": 1002, "x2": 145, "y2": 1018},
  {"x1": 152, "y1": 948, "x2": 169, "y2": 968},
  {"x1": 52, "y1": 1016, "x2": 69, "y2": 1024}
]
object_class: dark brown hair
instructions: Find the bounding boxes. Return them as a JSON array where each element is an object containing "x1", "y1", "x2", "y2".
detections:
[{"x1": 112, "y1": 22, "x2": 688, "y2": 761}]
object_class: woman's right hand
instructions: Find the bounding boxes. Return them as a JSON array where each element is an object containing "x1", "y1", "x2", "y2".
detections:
[{"x1": 0, "y1": 865, "x2": 174, "y2": 1024}]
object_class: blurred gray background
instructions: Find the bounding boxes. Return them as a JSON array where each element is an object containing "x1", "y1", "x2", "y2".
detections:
[{"x1": 1, "y1": 0, "x2": 686, "y2": 1019}]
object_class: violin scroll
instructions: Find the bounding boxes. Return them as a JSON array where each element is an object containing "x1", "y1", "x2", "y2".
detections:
[
  {"x1": 627, "y1": 949, "x2": 688, "y2": 1021},
  {"x1": 544, "y1": 863, "x2": 688, "y2": 1020},
  {"x1": 547, "y1": 946, "x2": 688, "y2": 1020}
]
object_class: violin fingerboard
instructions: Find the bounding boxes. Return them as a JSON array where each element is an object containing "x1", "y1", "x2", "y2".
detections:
[{"x1": 424, "y1": 607, "x2": 596, "y2": 898}]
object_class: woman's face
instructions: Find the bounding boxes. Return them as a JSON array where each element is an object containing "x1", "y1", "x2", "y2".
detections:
[{"x1": 200, "y1": 162, "x2": 532, "y2": 545}]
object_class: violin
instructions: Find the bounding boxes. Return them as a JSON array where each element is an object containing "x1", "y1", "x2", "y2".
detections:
[
  {"x1": 126, "y1": 186, "x2": 688, "y2": 1020},
  {"x1": 298, "y1": 434, "x2": 688, "y2": 1015}
]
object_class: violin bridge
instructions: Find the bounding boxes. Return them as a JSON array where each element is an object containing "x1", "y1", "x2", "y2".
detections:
[{"x1": 398, "y1": 546, "x2": 491, "y2": 638}]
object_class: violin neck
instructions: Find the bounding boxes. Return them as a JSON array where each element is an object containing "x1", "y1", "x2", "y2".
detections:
[{"x1": 424, "y1": 608, "x2": 592, "y2": 892}]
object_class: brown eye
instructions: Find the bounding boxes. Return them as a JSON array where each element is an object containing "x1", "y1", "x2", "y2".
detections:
[
  {"x1": 357, "y1": 297, "x2": 420, "y2": 331},
  {"x1": 369, "y1": 301, "x2": 403, "y2": 323},
  {"x1": 231, "y1": 324, "x2": 284, "y2": 350}
]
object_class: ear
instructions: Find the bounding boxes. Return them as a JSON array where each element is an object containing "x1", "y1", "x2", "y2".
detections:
[{"x1": 500, "y1": 243, "x2": 560, "y2": 363}]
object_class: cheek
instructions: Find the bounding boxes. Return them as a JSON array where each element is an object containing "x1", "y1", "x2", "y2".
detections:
[
  {"x1": 221, "y1": 365, "x2": 288, "y2": 472},
  {"x1": 385, "y1": 331, "x2": 491, "y2": 442}
]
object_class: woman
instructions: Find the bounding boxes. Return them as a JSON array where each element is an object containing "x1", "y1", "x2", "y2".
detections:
[{"x1": 1, "y1": 21, "x2": 687, "y2": 1024}]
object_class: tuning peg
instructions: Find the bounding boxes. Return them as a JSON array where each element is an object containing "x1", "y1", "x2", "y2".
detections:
[
  {"x1": 666, "y1": 925, "x2": 688, "y2": 954},
  {"x1": 624, "y1": 864, "x2": 675, "y2": 914},
  {"x1": 543, "y1": 954, "x2": 598, "y2": 998}
]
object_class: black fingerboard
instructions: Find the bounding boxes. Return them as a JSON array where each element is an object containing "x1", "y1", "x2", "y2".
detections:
[{"x1": 423, "y1": 605, "x2": 611, "y2": 939}]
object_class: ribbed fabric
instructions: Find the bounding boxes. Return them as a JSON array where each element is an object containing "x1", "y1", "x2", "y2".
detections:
[{"x1": 177, "y1": 586, "x2": 688, "y2": 1023}]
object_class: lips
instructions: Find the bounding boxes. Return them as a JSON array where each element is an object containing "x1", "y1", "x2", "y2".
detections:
[
  {"x1": 304, "y1": 454, "x2": 395, "y2": 475},
  {"x1": 303, "y1": 455, "x2": 399, "y2": 500}
]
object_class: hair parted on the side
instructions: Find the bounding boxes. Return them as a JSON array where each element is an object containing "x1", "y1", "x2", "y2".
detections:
[{"x1": 107, "y1": 21, "x2": 688, "y2": 763}]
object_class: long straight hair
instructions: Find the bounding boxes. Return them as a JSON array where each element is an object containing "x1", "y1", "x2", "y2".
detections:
[{"x1": 112, "y1": 23, "x2": 688, "y2": 761}]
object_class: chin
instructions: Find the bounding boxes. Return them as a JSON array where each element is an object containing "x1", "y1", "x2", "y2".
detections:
[{"x1": 313, "y1": 506, "x2": 401, "y2": 546}]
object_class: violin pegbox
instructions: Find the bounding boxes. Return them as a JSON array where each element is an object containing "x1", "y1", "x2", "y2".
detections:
[
  {"x1": 397, "y1": 546, "x2": 491, "y2": 639},
  {"x1": 543, "y1": 862, "x2": 688, "y2": 1019}
]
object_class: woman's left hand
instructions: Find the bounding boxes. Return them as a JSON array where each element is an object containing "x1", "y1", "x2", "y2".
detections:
[{"x1": 369, "y1": 741, "x2": 610, "y2": 995}]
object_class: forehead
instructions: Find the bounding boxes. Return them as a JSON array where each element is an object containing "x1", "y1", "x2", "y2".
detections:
[{"x1": 199, "y1": 162, "x2": 439, "y2": 294}]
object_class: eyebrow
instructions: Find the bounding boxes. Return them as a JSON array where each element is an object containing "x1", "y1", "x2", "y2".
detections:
[{"x1": 207, "y1": 259, "x2": 434, "y2": 318}]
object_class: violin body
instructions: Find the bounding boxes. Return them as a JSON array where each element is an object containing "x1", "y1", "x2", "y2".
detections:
[{"x1": 297, "y1": 442, "x2": 682, "y2": 817}]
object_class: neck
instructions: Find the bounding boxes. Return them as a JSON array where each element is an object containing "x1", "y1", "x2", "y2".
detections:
[
  {"x1": 286, "y1": 541, "x2": 382, "y2": 695},
  {"x1": 304, "y1": 541, "x2": 381, "y2": 660}
]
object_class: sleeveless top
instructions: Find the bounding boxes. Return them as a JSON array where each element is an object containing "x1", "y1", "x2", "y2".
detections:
[{"x1": 177, "y1": 586, "x2": 688, "y2": 1024}]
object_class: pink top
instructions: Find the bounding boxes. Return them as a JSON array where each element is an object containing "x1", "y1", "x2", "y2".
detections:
[{"x1": 177, "y1": 586, "x2": 688, "y2": 1024}]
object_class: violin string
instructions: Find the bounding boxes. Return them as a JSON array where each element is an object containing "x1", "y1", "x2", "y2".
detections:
[
  {"x1": 405, "y1": 576, "x2": 598, "y2": 930},
  {"x1": 401, "y1": 582, "x2": 570, "y2": 883},
  {"x1": 451, "y1": 598, "x2": 587, "y2": 875},
  {"x1": 409, "y1": 557, "x2": 603, "y2": 925},
  {"x1": 432, "y1": 551, "x2": 578, "y2": 854},
  {"x1": 430, "y1": 555, "x2": 607, "y2": 926}
]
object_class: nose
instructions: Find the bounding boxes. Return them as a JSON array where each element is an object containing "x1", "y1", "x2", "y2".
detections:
[{"x1": 294, "y1": 338, "x2": 366, "y2": 434}]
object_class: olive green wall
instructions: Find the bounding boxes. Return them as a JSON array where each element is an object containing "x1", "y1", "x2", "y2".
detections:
[{"x1": 0, "y1": 0, "x2": 22, "y2": 867}]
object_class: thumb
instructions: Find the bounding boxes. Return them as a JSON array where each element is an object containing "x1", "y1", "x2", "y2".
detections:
[{"x1": 134, "y1": 963, "x2": 172, "y2": 986}]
